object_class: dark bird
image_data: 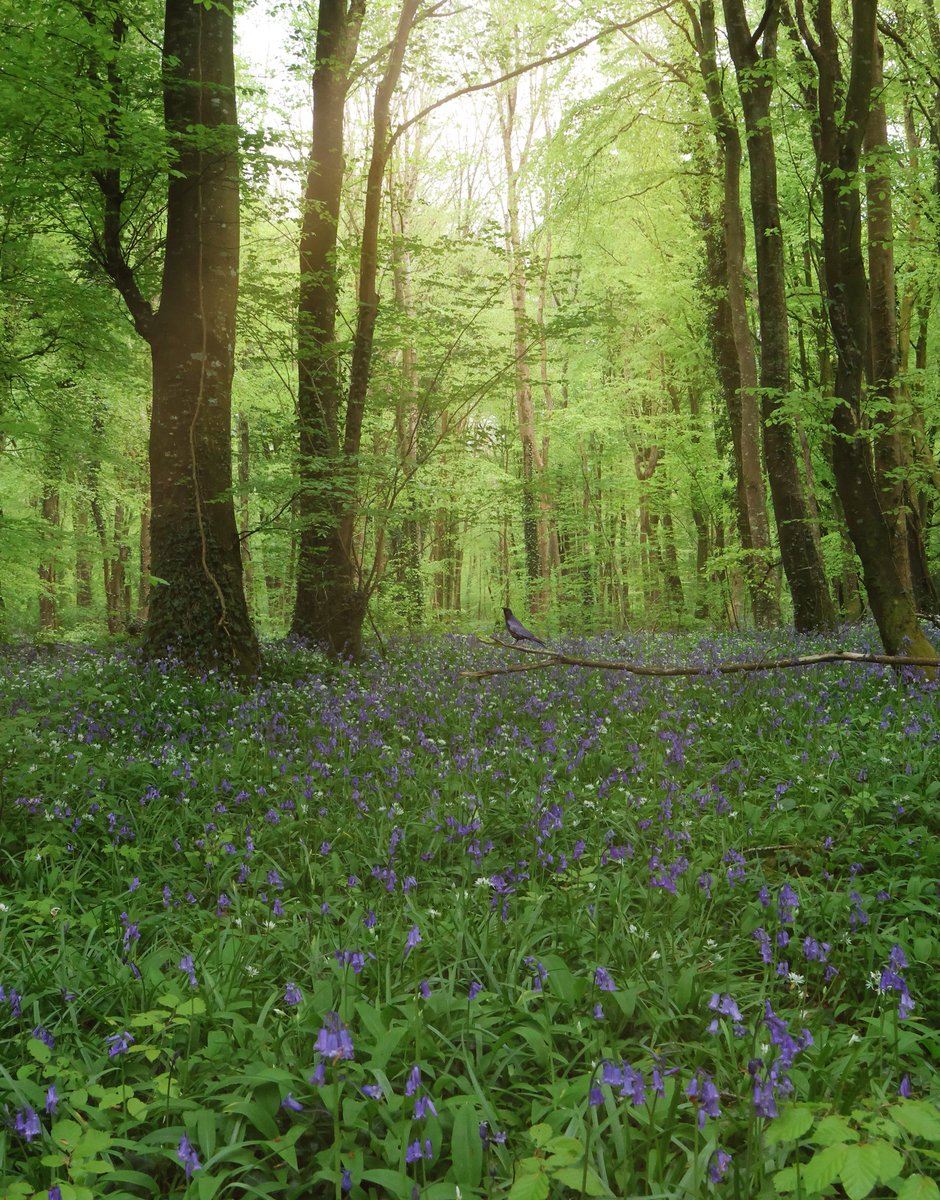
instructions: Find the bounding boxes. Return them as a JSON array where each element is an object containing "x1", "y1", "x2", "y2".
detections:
[{"x1": 503, "y1": 607, "x2": 547, "y2": 648}]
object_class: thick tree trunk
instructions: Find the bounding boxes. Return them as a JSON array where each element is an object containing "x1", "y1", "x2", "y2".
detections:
[
  {"x1": 143, "y1": 0, "x2": 259, "y2": 672},
  {"x1": 800, "y1": 0, "x2": 936, "y2": 666},
  {"x1": 723, "y1": 0, "x2": 834, "y2": 633},
  {"x1": 236, "y1": 411, "x2": 254, "y2": 609}
]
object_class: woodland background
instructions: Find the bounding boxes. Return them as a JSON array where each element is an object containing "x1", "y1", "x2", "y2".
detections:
[{"x1": 0, "y1": 0, "x2": 938, "y2": 666}]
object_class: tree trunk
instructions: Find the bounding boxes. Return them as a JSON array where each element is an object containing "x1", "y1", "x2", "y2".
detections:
[
  {"x1": 38, "y1": 487, "x2": 59, "y2": 631},
  {"x1": 498, "y1": 77, "x2": 546, "y2": 601},
  {"x1": 236, "y1": 411, "x2": 254, "y2": 610},
  {"x1": 692, "y1": 0, "x2": 778, "y2": 627},
  {"x1": 138, "y1": 1, "x2": 258, "y2": 671},
  {"x1": 799, "y1": 0, "x2": 936, "y2": 665},
  {"x1": 723, "y1": 0, "x2": 834, "y2": 632},
  {"x1": 91, "y1": 3, "x2": 258, "y2": 671},
  {"x1": 292, "y1": 0, "x2": 364, "y2": 651},
  {"x1": 138, "y1": 496, "x2": 150, "y2": 623},
  {"x1": 864, "y1": 39, "x2": 913, "y2": 594}
]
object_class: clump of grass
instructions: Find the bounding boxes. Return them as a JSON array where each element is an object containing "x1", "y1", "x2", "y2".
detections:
[{"x1": 1, "y1": 627, "x2": 938, "y2": 1199}]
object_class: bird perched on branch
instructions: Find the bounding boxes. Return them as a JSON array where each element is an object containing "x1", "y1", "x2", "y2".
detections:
[{"x1": 503, "y1": 607, "x2": 547, "y2": 648}]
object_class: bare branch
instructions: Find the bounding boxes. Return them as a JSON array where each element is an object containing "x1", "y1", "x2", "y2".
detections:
[{"x1": 459, "y1": 637, "x2": 939, "y2": 679}]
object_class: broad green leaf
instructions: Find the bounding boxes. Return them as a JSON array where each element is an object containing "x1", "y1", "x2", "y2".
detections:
[
  {"x1": 893, "y1": 1102, "x2": 940, "y2": 1142},
  {"x1": 840, "y1": 1144, "x2": 881, "y2": 1200},
  {"x1": 528, "y1": 1124, "x2": 553, "y2": 1148},
  {"x1": 508, "y1": 1168, "x2": 550, "y2": 1200},
  {"x1": 451, "y1": 1100, "x2": 483, "y2": 1188},
  {"x1": 552, "y1": 1164, "x2": 612, "y2": 1195},
  {"x1": 772, "y1": 1166, "x2": 798, "y2": 1193},
  {"x1": 361, "y1": 1169, "x2": 415, "y2": 1198},
  {"x1": 803, "y1": 1143, "x2": 848, "y2": 1192},
  {"x1": 28, "y1": 1036, "x2": 52, "y2": 1063},
  {"x1": 869, "y1": 1139, "x2": 903, "y2": 1183},
  {"x1": 812, "y1": 1115, "x2": 856, "y2": 1146},
  {"x1": 896, "y1": 1175, "x2": 940, "y2": 1200},
  {"x1": 545, "y1": 1135, "x2": 584, "y2": 1165},
  {"x1": 764, "y1": 1105, "x2": 814, "y2": 1144}
]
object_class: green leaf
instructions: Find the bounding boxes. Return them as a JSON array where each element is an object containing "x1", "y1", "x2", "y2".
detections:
[
  {"x1": 893, "y1": 1102, "x2": 940, "y2": 1142},
  {"x1": 869, "y1": 1139, "x2": 903, "y2": 1183},
  {"x1": 508, "y1": 1168, "x2": 550, "y2": 1200},
  {"x1": 896, "y1": 1175, "x2": 940, "y2": 1200},
  {"x1": 803, "y1": 1143, "x2": 848, "y2": 1192},
  {"x1": 28, "y1": 1036, "x2": 52, "y2": 1063},
  {"x1": 552, "y1": 1164, "x2": 612, "y2": 1195},
  {"x1": 451, "y1": 1100, "x2": 483, "y2": 1188},
  {"x1": 544, "y1": 1135, "x2": 583, "y2": 1165},
  {"x1": 772, "y1": 1166, "x2": 798, "y2": 1193},
  {"x1": 764, "y1": 1105, "x2": 814, "y2": 1144},
  {"x1": 360, "y1": 1169, "x2": 414, "y2": 1198},
  {"x1": 528, "y1": 1123, "x2": 553, "y2": 1148},
  {"x1": 839, "y1": 1144, "x2": 881, "y2": 1200},
  {"x1": 812, "y1": 1115, "x2": 855, "y2": 1146}
]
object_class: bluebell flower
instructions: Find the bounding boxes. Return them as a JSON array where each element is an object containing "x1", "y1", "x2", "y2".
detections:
[
  {"x1": 404, "y1": 924, "x2": 421, "y2": 957},
  {"x1": 179, "y1": 955, "x2": 198, "y2": 988},
  {"x1": 284, "y1": 982, "x2": 302, "y2": 1006},
  {"x1": 594, "y1": 966, "x2": 616, "y2": 992},
  {"x1": 315, "y1": 1012, "x2": 354, "y2": 1061},
  {"x1": 45, "y1": 1085, "x2": 58, "y2": 1115},
  {"x1": 14, "y1": 1106, "x2": 41, "y2": 1141},
  {"x1": 281, "y1": 1093, "x2": 303, "y2": 1112},
  {"x1": 468, "y1": 981, "x2": 482, "y2": 1000},
  {"x1": 709, "y1": 1147, "x2": 732, "y2": 1182},
  {"x1": 177, "y1": 1133, "x2": 201, "y2": 1180},
  {"x1": 898, "y1": 1074, "x2": 912, "y2": 1098},
  {"x1": 105, "y1": 1031, "x2": 134, "y2": 1057}
]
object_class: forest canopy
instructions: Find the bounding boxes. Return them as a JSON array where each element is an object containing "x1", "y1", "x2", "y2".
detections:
[{"x1": 0, "y1": 0, "x2": 938, "y2": 667}]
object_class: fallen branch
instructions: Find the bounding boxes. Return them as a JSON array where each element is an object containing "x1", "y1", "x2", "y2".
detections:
[{"x1": 459, "y1": 637, "x2": 939, "y2": 679}]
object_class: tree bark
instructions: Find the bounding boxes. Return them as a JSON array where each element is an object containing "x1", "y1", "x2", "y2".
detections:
[
  {"x1": 723, "y1": 0, "x2": 835, "y2": 632},
  {"x1": 691, "y1": 0, "x2": 778, "y2": 627},
  {"x1": 292, "y1": 0, "x2": 365, "y2": 653},
  {"x1": 90, "y1": 3, "x2": 258, "y2": 671},
  {"x1": 141, "y1": 0, "x2": 258, "y2": 671},
  {"x1": 864, "y1": 39, "x2": 913, "y2": 593},
  {"x1": 797, "y1": 0, "x2": 936, "y2": 665}
]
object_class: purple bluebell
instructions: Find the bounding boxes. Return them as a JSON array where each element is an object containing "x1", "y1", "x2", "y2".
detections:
[
  {"x1": 594, "y1": 966, "x2": 616, "y2": 992},
  {"x1": 14, "y1": 1106, "x2": 41, "y2": 1141},
  {"x1": 179, "y1": 955, "x2": 198, "y2": 988},
  {"x1": 177, "y1": 1133, "x2": 201, "y2": 1180},
  {"x1": 315, "y1": 1012, "x2": 354, "y2": 1061},
  {"x1": 284, "y1": 982, "x2": 302, "y2": 1006},
  {"x1": 404, "y1": 924, "x2": 421, "y2": 957},
  {"x1": 281, "y1": 1093, "x2": 303, "y2": 1112},
  {"x1": 45, "y1": 1085, "x2": 58, "y2": 1115},
  {"x1": 709, "y1": 1147, "x2": 732, "y2": 1182},
  {"x1": 105, "y1": 1031, "x2": 134, "y2": 1057}
]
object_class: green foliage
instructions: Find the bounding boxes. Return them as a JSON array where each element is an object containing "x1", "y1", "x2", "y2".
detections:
[{"x1": 0, "y1": 627, "x2": 938, "y2": 1196}]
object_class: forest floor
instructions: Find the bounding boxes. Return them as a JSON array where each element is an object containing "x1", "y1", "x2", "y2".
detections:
[{"x1": 1, "y1": 627, "x2": 938, "y2": 1200}]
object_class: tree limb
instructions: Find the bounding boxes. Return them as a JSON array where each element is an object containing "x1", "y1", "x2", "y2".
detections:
[{"x1": 459, "y1": 636, "x2": 939, "y2": 678}]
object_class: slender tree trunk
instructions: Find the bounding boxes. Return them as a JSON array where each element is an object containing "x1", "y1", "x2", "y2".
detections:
[
  {"x1": 498, "y1": 78, "x2": 545, "y2": 601},
  {"x1": 236, "y1": 411, "x2": 253, "y2": 610},
  {"x1": 723, "y1": 0, "x2": 834, "y2": 632},
  {"x1": 138, "y1": 496, "x2": 150, "y2": 623},
  {"x1": 864, "y1": 40, "x2": 913, "y2": 594},
  {"x1": 798, "y1": 0, "x2": 936, "y2": 665},
  {"x1": 38, "y1": 488, "x2": 59, "y2": 631},
  {"x1": 692, "y1": 0, "x2": 778, "y2": 627},
  {"x1": 292, "y1": 0, "x2": 364, "y2": 651}
]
